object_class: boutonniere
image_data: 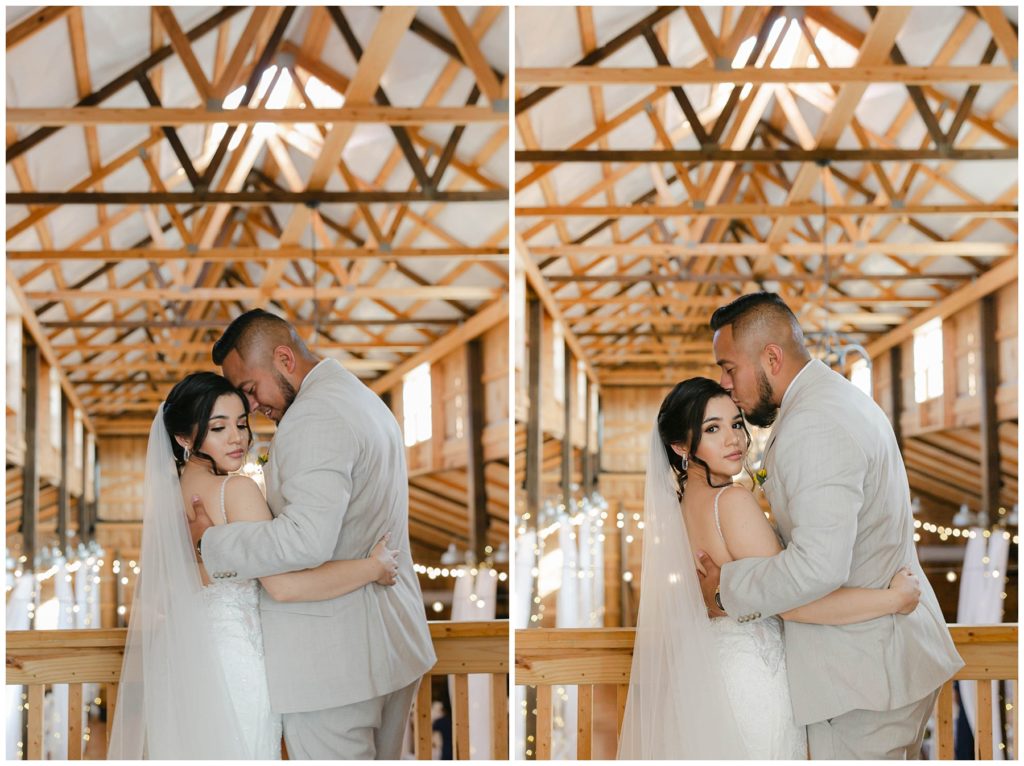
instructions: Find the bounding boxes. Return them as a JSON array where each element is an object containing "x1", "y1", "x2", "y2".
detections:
[
  {"x1": 755, "y1": 468, "x2": 768, "y2": 486},
  {"x1": 256, "y1": 451, "x2": 270, "y2": 466}
]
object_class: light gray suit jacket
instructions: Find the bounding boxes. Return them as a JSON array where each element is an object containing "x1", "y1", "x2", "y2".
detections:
[
  {"x1": 202, "y1": 359, "x2": 436, "y2": 714},
  {"x1": 720, "y1": 360, "x2": 963, "y2": 726}
]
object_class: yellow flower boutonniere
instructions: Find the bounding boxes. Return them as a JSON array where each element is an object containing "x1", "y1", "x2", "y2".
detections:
[
  {"x1": 755, "y1": 468, "x2": 768, "y2": 486},
  {"x1": 256, "y1": 451, "x2": 269, "y2": 467}
]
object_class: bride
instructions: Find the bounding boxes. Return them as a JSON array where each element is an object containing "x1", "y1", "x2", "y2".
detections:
[
  {"x1": 108, "y1": 372, "x2": 400, "y2": 759},
  {"x1": 618, "y1": 378, "x2": 921, "y2": 759}
]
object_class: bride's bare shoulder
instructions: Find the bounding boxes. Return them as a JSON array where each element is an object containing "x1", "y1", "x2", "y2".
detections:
[
  {"x1": 222, "y1": 474, "x2": 270, "y2": 522},
  {"x1": 716, "y1": 484, "x2": 766, "y2": 520}
]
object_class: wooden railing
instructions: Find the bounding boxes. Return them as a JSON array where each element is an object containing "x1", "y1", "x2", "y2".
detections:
[
  {"x1": 7, "y1": 620, "x2": 508, "y2": 760},
  {"x1": 516, "y1": 624, "x2": 1017, "y2": 760}
]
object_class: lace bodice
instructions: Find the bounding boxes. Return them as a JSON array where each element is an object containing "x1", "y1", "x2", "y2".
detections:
[
  {"x1": 202, "y1": 477, "x2": 282, "y2": 759},
  {"x1": 709, "y1": 486, "x2": 807, "y2": 759}
]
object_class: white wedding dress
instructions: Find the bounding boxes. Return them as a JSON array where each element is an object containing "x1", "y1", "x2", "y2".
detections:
[
  {"x1": 619, "y1": 428, "x2": 803, "y2": 760},
  {"x1": 202, "y1": 477, "x2": 282, "y2": 760},
  {"x1": 708, "y1": 487, "x2": 806, "y2": 759}
]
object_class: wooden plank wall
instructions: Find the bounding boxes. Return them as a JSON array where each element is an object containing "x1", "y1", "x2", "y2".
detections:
[
  {"x1": 894, "y1": 280, "x2": 1018, "y2": 436},
  {"x1": 597, "y1": 386, "x2": 670, "y2": 627},
  {"x1": 599, "y1": 387, "x2": 670, "y2": 474},
  {"x1": 392, "y1": 319, "x2": 511, "y2": 475}
]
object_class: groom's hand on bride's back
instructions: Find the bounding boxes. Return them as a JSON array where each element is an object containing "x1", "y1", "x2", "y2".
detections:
[
  {"x1": 187, "y1": 495, "x2": 214, "y2": 558},
  {"x1": 696, "y1": 551, "x2": 727, "y2": 617}
]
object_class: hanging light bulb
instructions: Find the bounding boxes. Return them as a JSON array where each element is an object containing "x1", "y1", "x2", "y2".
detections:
[{"x1": 952, "y1": 503, "x2": 975, "y2": 528}]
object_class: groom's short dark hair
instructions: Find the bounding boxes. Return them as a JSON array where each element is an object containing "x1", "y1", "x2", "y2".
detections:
[
  {"x1": 212, "y1": 308, "x2": 295, "y2": 365},
  {"x1": 710, "y1": 292, "x2": 806, "y2": 352}
]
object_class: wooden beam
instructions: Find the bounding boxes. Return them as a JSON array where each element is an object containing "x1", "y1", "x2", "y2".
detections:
[
  {"x1": 27, "y1": 285, "x2": 500, "y2": 303},
  {"x1": 516, "y1": 203, "x2": 1017, "y2": 218},
  {"x1": 7, "y1": 267, "x2": 96, "y2": 434},
  {"x1": 527, "y1": 242, "x2": 1015, "y2": 258},
  {"x1": 465, "y1": 338, "x2": 488, "y2": 562},
  {"x1": 6, "y1": 7, "x2": 72, "y2": 50},
  {"x1": 516, "y1": 148, "x2": 1017, "y2": 163},
  {"x1": 6, "y1": 7, "x2": 244, "y2": 163},
  {"x1": 6, "y1": 133, "x2": 164, "y2": 242},
  {"x1": 517, "y1": 234, "x2": 598, "y2": 383},
  {"x1": 562, "y1": 347, "x2": 574, "y2": 510},
  {"x1": 370, "y1": 297, "x2": 508, "y2": 394},
  {"x1": 22, "y1": 342, "x2": 40, "y2": 596},
  {"x1": 865, "y1": 257, "x2": 1018, "y2": 357},
  {"x1": 276, "y1": 6, "x2": 417, "y2": 250},
  {"x1": 57, "y1": 393, "x2": 72, "y2": 551},
  {"x1": 326, "y1": 7, "x2": 434, "y2": 192},
  {"x1": 8, "y1": 189, "x2": 509, "y2": 205},
  {"x1": 78, "y1": 433, "x2": 90, "y2": 543},
  {"x1": 43, "y1": 317, "x2": 461, "y2": 330},
  {"x1": 514, "y1": 7, "x2": 677, "y2": 114},
  {"x1": 8, "y1": 246, "x2": 508, "y2": 262},
  {"x1": 6, "y1": 105, "x2": 507, "y2": 126},
  {"x1": 976, "y1": 7, "x2": 1018, "y2": 67},
  {"x1": 514, "y1": 65, "x2": 1018, "y2": 86},
  {"x1": 977, "y1": 294, "x2": 1001, "y2": 519},
  {"x1": 545, "y1": 272, "x2": 975, "y2": 285},
  {"x1": 439, "y1": 7, "x2": 503, "y2": 104},
  {"x1": 154, "y1": 7, "x2": 214, "y2": 103},
  {"x1": 889, "y1": 346, "x2": 904, "y2": 452}
]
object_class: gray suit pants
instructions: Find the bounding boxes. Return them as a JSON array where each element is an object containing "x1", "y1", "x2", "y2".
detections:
[
  {"x1": 282, "y1": 678, "x2": 420, "y2": 760},
  {"x1": 807, "y1": 687, "x2": 941, "y2": 759}
]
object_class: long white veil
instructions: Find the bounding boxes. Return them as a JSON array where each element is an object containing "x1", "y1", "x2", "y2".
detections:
[
  {"x1": 617, "y1": 427, "x2": 749, "y2": 759},
  {"x1": 107, "y1": 406, "x2": 246, "y2": 759}
]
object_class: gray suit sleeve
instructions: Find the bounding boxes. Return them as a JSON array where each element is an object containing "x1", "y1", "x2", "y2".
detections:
[
  {"x1": 200, "y1": 411, "x2": 355, "y2": 580},
  {"x1": 719, "y1": 411, "x2": 866, "y2": 619}
]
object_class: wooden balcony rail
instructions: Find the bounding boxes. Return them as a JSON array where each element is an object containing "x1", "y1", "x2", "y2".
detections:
[
  {"x1": 7, "y1": 619, "x2": 508, "y2": 760},
  {"x1": 515, "y1": 624, "x2": 1017, "y2": 760}
]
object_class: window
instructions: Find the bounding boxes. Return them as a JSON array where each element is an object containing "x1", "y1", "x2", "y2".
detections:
[
  {"x1": 402, "y1": 363, "x2": 432, "y2": 447},
  {"x1": 965, "y1": 331, "x2": 978, "y2": 397},
  {"x1": 552, "y1": 321, "x2": 565, "y2": 404},
  {"x1": 913, "y1": 318, "x2": 944, "y2": 403},
  {"x1": 850, "y1": 358, "x2": 872, "y2": 397}
]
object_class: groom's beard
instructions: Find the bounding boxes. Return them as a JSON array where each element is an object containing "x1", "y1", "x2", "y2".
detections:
[
  {"x1": 743, "y1": 369, "x2": 778, "y2": 428},
  {"x1": 271, "y1": 370, "x2": 298, "y2": 421}
]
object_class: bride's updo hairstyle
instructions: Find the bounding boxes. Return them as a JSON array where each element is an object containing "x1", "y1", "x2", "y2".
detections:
[
  {"x1": 657, "y1": 377, "x2": 750, "y2": 498},
  {"x1": 163, "y1": 372, "x2": 252, "y2": 476}
]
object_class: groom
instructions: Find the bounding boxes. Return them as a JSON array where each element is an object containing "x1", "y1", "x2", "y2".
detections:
[
  {"x1": 189, "y1": 309, "x2": 436, "y2": 759},
  {"x1": 698, "y1": 292, "x2": 963, "y2": 759}
]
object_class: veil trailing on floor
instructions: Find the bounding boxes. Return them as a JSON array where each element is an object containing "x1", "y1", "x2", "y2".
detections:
[
  {"x1": 107, "y1": 405, "x2": 246, "y2": 759},
  {"x1": 617, "y1": 427, "x2": 749, "y2": 759}
]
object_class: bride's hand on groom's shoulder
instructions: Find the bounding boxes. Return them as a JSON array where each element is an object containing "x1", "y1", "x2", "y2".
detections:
[
  {"x1": 369, "y1": 533, "x2": 400, "y2": 586},
  {"x1": 888, "y1": 567, "x2": 922, "y2": 615}
]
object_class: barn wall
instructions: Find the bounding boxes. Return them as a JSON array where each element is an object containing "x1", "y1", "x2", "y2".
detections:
[{"x1": 391, "y1": 319, "x2": 511, "y2": 475}]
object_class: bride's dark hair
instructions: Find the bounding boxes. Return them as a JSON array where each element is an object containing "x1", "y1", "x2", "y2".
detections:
[
  {"x1": 163, "y1": 372, "x2": 252, "y2": 476},
  {"x1": 657, "y1": 377, "x2": 751, "y2": 499}
]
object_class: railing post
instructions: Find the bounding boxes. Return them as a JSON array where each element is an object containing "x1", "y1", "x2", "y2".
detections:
[
  {"x1": 68, "y1": 683, "x2": 84, "y2": 759},
  {"x1": 976, "y1": 681, "x2": 993, "y2": 759},
  {"x1": 414, "y1": 674, "x2": 432, "y2": 759},
  {"x1": 936, "y1": 680, "x2": 954, "y2": 759},
  {"x1": 452, "y1": 673, "x2": 470, "y2": 758},
  {"x1": 492, "y1": 673, "x2": 508, "y2": 759},
  {"x1": 27, "y1": 684, "x2": 43, "y2": 759},
  {"x1": 535, "y1": 685, "x2": 552, "y2": 759}
]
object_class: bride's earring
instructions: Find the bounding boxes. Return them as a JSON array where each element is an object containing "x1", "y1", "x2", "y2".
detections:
[
  {"x1": 680, "y1": 453, "x2": 688, "y2": 471},
  {"x1": 183, "y1": 445, "x2": 191, "y2": 463}
]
